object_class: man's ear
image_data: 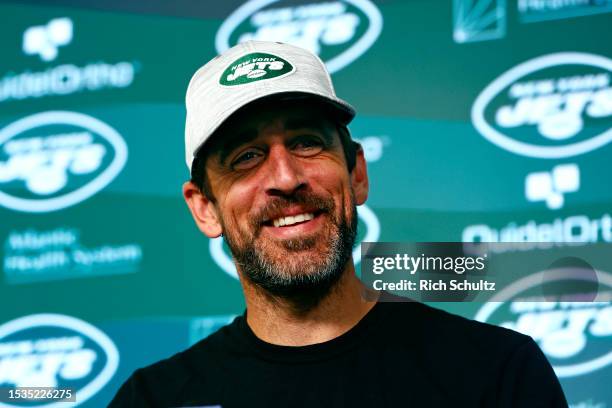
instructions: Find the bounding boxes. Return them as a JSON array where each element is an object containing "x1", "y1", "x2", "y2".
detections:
[
  {"x1": 183, "y1": 181, "x2": 223, "y2": 238},
  {"x1": 350, "y1": 144, "x2": 369, "y2": 205}
]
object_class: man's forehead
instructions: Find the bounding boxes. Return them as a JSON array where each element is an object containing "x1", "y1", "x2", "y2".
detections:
[
  {"x1": 205, "y1": 100, "x2": 337, "y2": 158},
  {"x1": 228, "y1": 101, "x2": 332, "y2": 133}
]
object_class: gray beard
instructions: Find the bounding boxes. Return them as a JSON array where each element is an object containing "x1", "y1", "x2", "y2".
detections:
[{"x1": 224, "y1": 202, "x2": 358, "y2": 313}]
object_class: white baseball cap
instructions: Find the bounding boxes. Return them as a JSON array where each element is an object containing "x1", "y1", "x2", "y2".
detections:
[{"x1": 184, "y1": 40, "x2": 355, "y2": 171}]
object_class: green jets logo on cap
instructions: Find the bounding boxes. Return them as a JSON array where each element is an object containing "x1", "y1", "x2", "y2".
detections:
[{"x1": 220, "y1": 52, "x2": 294, "y2": 86}]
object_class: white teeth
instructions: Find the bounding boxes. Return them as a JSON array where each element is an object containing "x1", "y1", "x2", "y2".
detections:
[{"x1": 271, "y1": 212, "x2": 315, "y2": 227}]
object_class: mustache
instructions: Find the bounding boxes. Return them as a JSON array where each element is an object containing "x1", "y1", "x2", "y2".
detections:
[{"x1": 250, "y1": 192, "x2": 335, "y2": 231}]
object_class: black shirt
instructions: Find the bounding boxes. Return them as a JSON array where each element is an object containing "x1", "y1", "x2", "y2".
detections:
[{"x1": 110, "y1": 298, "x2": 568, "y2": 407}]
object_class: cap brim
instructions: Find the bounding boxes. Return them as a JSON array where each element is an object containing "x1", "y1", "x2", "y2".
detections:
[
  {"x1": 193, "y1": 91, "x2": 355, "y2": 161},
  {"x1": 261, "y1": 91, "x2": 355, "y2": 125}
]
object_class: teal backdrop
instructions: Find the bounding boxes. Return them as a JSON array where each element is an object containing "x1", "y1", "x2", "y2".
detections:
[{"x1": 0, "y1": 0, "x2": 611, "y2": 406}]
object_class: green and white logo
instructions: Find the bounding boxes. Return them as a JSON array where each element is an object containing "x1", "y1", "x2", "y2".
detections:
[
  {"x1": 220, "y1": 52, "x2": 294, "y2": 86},
  {"x1": 216, "y1": 0, "x2": 383, "y2": 74},
  {"x1": 475, "y1": 268, "x2": 612, "y2": 378},
  {"x1": 472, "y1": 53, "x2": 612, "y2": 158},
  {"x1": 0, "y1": 313, "x2": 119, "y2": 407},
  {"x1": 0, "y1": 111, "x2": 127, "y2": 213}
]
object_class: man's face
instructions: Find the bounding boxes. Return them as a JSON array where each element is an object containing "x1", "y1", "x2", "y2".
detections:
[{"x1": 197, "y1": 100, "x2": 367, "y2": 300}]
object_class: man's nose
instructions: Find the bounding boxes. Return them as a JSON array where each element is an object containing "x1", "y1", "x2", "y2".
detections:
[{"x1": 263, "y1": 144, "x2": 306, "y2": 196}]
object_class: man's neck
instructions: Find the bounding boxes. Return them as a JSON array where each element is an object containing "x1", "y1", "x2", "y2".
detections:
[{"x1": 240, "y1": 263, "x2": 379, "y2": 346}]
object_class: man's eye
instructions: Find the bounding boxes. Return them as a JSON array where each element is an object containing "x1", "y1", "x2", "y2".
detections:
[
  {"x1": 231, "y1": 149, "x2": 263, "y2": 170},
  {"x1": 292, "y1": 136, "x2": 324, "y2": 156}
]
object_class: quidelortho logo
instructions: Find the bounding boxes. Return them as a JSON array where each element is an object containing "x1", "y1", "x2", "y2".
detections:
[
  {"x1": 475, "y1": 269, "x2": 612, "y2": 378},
  {"x1": 216, "y1": 0, "x2": 383, "y2": 74},
  {"x1": 220, "y1": 52, "x2": 295, "y2": 86},
  {"x1": 462, "y1": 213, "x2": 612, "y2": 252},
  {"x1": 22, "y1": 17, "x2": 73, "y2": 62},
  {"x1": 472, "y1": 53, "x2": 612, "y2": 158},
  {"x1": 0, "y1": 111, "x2": 127, "y2": 213},
  {"x1": 525, "y1": 163, "x2": 580, "y2": 210},
  {"x1": 1, "y1": 18, "x2": 137, "y2": 103},
  {"x1": 0, "y1": 314, "x2": 119, "y2": 407},
  {"x1": 211, "y1": 204, "x2": 380, "y2": 279}
]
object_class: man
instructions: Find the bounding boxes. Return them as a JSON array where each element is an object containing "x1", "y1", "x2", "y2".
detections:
[{"x1": 110, "y1": 41, "x2": 567, "y2": 407}]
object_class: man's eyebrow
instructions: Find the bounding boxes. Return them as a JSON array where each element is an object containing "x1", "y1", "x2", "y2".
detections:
[
  {"x1": 285, "y1": 117, "x2": 327, "y2": 132},
  {"x1": 214, "y1": 117, "x2": 335, "y2": 165},
  {"x1": 285, "y1": 118, "x2": 334, "y2": 145},
  {"x1": 216, "y1": 128, "x2": 258, "y2": 165}
]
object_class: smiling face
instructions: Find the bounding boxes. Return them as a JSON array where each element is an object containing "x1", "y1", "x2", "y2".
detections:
[{"x1": 184, "y1": 99, "x2": 368, "y2": 304}]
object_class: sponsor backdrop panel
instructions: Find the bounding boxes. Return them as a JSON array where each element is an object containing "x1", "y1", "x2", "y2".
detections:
[{"x1": 0, "y1": 0, "x2": 610, "y2": 406}]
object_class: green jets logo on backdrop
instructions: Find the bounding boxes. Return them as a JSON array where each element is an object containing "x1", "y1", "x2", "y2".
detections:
[
  {"x1": 0, "y1": 313, "x2": 119, "y2": 406},
  {"x1": 472, "y1": 52, "x2": 612, "y2": 159},
  {"x1": 215, "y1": 0, "x2": 383, "y2": 74},
  {"x1": 0, "y1": 111, "x2": 127, "y2": 213},
  {"x1": 220, "y1": 52, "x2": 294, "y2": 86},
  {"x1": 475, "y1": 266, "x2": 612, "y2": 378}
]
